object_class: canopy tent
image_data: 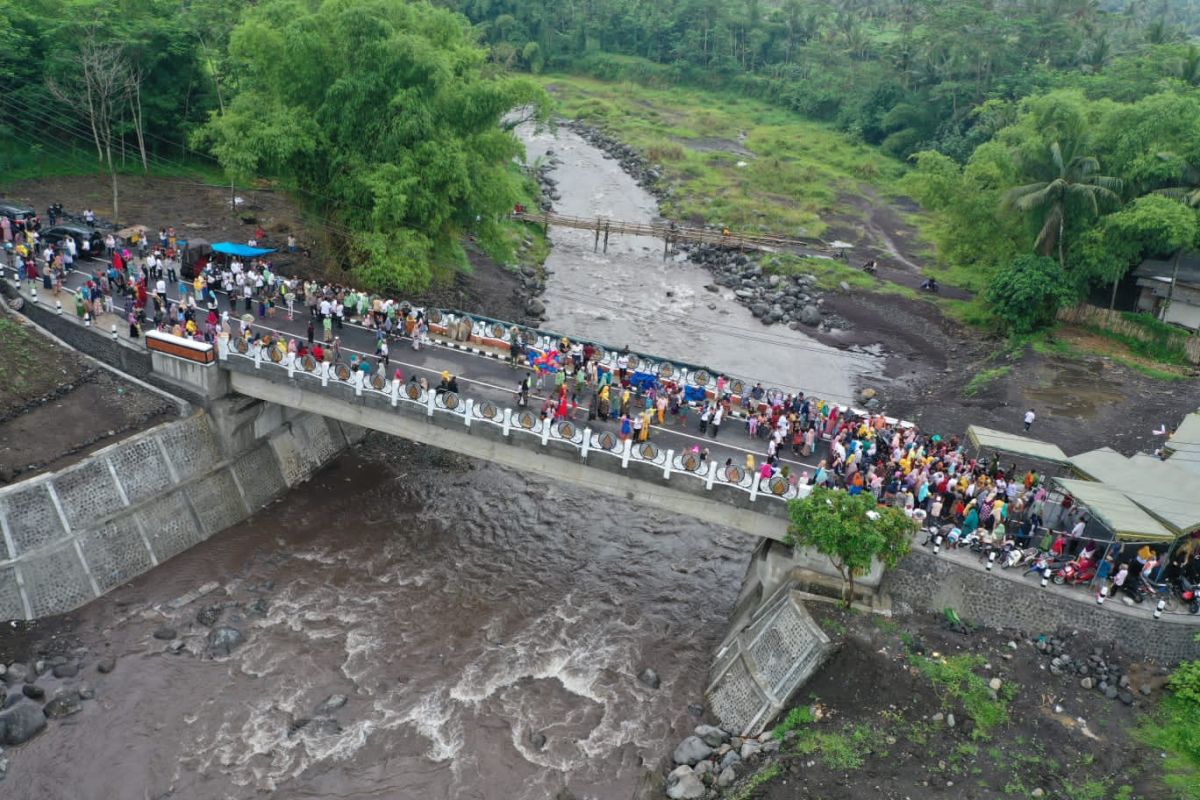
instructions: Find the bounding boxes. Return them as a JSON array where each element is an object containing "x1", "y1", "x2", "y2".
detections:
[
  {"x1": 115, "y1": 224, "x2": 148, "y2": 239},
  {"x1": 1164, "y1": 410, "x2": 1200, "y2": 476},
  {"x1": 966, "y1": 425, "x2": 1070, "y2": 465},
  {"x1": 211, "y1": 242, "x2": 276, "y2": 257},
  {"x1": 1050, "y1": 477, "x2": 1175, "y2": 542},
  {"x1": 1069, "y1": 448, "x2": 1200, "y2": 536}
]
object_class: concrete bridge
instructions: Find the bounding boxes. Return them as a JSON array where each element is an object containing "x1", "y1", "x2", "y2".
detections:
[{"x1": 171, "y1": 334, "x2": 812, "y2": 542}]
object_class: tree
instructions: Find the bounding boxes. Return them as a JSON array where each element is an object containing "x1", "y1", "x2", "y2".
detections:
[
  {"x1": 786, "y1": 487, "x2": 914, "y2": 608},
  {"x1": 985, "y1": 253, "x2": 1079, "y2": 333},
  {"x1": 196, "y1": 0, "x2": 548, "y2": 292},
  {"x1": 47, "y1": 34, "x2": 134, "y2": 228},
  {"x1": 1003, "y1": 139, "x2": 1122, "y2": 267}
]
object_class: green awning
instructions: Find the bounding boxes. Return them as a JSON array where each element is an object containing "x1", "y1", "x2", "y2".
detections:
[
  {"x1": 966, "y1": 425, "x2": 1069, "y2": 465},
  {"x1": 1051, "y1": 477, "x2": 1175, "y2": 542},
  {"x1": 1069, "y1": 448, "x2": 1200, "y2": 536},
  {"x1": 1164, "y1": 411, "x2": 1200, "y2": 476}
]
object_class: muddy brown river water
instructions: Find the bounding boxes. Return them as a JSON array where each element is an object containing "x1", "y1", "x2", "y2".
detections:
[{"x1": 8, "y1": 125, "x2": 880, "y2": 799}]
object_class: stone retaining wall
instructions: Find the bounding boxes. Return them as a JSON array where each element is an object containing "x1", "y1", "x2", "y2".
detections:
[
  {"x1": 0, "y1": 410, "x2": 362, "y2": 620},
  {"x1": 882, "y1": 546, "x2": 1200, "y2": 663}
]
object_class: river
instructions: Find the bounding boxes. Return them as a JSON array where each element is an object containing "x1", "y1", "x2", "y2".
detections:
[{"x1": 7, "y1": 125, "x2": 872, "y2": 800}]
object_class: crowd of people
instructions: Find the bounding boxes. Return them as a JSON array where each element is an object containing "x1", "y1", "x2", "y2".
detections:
[{"x1": 8, "y1": 203, "x2": 1198, "y2": 614}]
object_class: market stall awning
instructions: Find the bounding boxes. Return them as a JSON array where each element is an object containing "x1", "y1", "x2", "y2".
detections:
[
  {"x1": 966, "y1": 425, "x2": 1069, "y2": 465},
  {"x1": 1070, "y1": 448, "x2": 1200, "y2": 535},
  {"x1": 211, "y1": 242, "x2": 276, "y2": 257},
  {"x1": 1165, "y1": 410, "x2": 1200, "y2": 476},
  {"x1": 1050, "y1": 477, "x2": 1175, "y2": 542}
]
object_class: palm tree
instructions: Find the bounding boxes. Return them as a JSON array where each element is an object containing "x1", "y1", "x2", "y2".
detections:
[{"x1": 1003, "y1": 140, "x2": 1123, "y2": 267}]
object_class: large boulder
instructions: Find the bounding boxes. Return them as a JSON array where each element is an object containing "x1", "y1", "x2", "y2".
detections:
[
  {"x1": 44, "y1": 691, "x2": 83, "y2": 719},
  {"x1": 666, "y1": 766, "x2": 705, "y2": 800},
  {"x1": 672, "y1": 735, "x2": 713, "y2": 766},
  {"x1": 0, "y1": 700, "x2": 47, "y2": 744},
  {"x1": 799, "y1": 305, "x2": 822, "y2": 327},
  {"x1": 694, "y1": 724, "x2": 729, "y2": 748},
  {"x1": 1, "y1": 664, "x2": 27, "y2": 686},
  {"x1": 208, "y1": 626, "x2": 245, "y2": 658}
]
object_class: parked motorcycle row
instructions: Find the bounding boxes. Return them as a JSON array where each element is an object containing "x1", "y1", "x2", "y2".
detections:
[{"x1": 919, "y1": 524, "x2": 1200, "y2": 615}]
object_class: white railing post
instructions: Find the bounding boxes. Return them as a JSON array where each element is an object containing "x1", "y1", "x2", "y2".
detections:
[
  {"x1": 254, "y1": 344, "x2": 261, "y2": 369},
  {"x1": 353, "y1": 370, "x2": 363, "y2": 396},
  {"x1": 540, "y1": 420, "x2": 551, "y2": 446},
  {"x1": 287, "y1": 354, "x2": 295, "y2": 378},
  {"x1": 320, "y1": 361, "x2": 329, "y2": 387},
  {"x1": 706, "y1": 460, "x2": 717, "y2": 490},
  {"x1": 218, "y1": 336, "x2": 229, "y2": 360},
  {"x1": 621, "y1": 438, "x2": 632, "y2": 468},
  {"x1": 391, "y1": 380, "x2": 400, "y2": 407},
  {"x1": 464, "y1": 398, "x2": 473, "y2": 428},
  {"x1": 503, "y1": 407, "x2": 512, "y2": 437},
  {"x1": 663, "y1": 449, "x2": 673, "y2": 479},
  {"x1": 426, "y1": 389, "x2": 435, "y2": 417},
  {"x1": 581, "y1": 428, "x2": 591, "y2": 460},
  {"x1": 749, "y1": 476, "x2": 760, "y2": 502}
]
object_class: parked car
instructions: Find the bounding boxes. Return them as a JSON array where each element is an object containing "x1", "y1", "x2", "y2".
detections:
[
  {"x1": 40, "y1": 224, "x2": 105, "y2": 257},
  {"x1": 0, "y1": 200, "x2": 39, "y2": 231}
]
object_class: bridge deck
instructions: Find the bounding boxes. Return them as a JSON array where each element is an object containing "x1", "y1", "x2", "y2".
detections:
[{"x1": 511, "y1": 211, "x2": 830, "y2": 253}]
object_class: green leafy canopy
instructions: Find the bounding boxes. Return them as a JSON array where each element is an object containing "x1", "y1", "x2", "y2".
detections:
[
  {"x1": 786, "y1": 486, "x2": 914, "y2": 606},
  {"x1": 195, "y1": 0, "x2": 548, "y2": 292}
]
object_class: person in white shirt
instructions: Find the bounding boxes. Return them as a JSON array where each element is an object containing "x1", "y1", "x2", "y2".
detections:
[{"x1": 1024, "y1": 408, "x2": 1036, "y2": 431}]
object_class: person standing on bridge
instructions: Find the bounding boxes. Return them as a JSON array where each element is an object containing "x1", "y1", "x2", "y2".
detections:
[{"x1": 710, "y1": 403, "x2": 724, "y2": 438}]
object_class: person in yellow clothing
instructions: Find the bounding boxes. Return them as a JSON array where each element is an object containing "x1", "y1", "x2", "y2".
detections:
[{"x1": 639, "y1": 408, "x2": 652, "y2": 442}]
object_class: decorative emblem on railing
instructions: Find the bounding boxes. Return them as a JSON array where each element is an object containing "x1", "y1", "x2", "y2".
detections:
[
  {"x1": 428, "y1": 308, "x2": 442, "y2": 324},
  {"x1": 477, "y1": 400, "x2": 498, "y2": 420},
  {"x1": 682, "y1": 452, "x2": 700, "y2": 472},
  {"x1": 725, "y1": 465, "x2": 745, "y2": 483},
  {"x1": 440, "y1": 391, "x2": 460, "y2": 410},
  {"x1": 370, "y1": 374, "x2": 385, "y2": 390},
  {"x1": 730, "y1": 379, "x2": 745, "y2": 396},
  {"x1": 692, "y1": 370, "x2": 710, "y2": 386},
  {"x1": 301, "y1": 355, "x2": 317, "y2": 372},
  {"x1": 405, "y1": 382, "x2": 422, "y2": 400},
  {"x1": 333, "y1": 364, "x2": 352, "y2": 381},
  {"x1": 598, "y1": 431, "x2": 619, "y2": 451},
  {"x1": 657, "y1": 362, "x2": 674, "y2": 378},
  {"x1": 234, "y1": 337, "x2": 249, "y2": 354},
  {"x1": 639, "y1": 442, "x2": 659, "y2": 460},
  {"x1": 517, "y1": 410, "x2": 537, "y2": 429},
  {"x1": 557, "y1": 420, "x2": 576, "y2": 439},
  {"x1": 490, "y1": 323, "x2": 505, "y2": 339},
  {"x1": 769, "y1": 475, "x2": 789, "y2": 495},
  {"x1": 268, "y1": 347, "x2": 282, "y2": 363}
]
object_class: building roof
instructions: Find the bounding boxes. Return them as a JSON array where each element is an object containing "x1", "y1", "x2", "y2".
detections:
[
  {"x1": 1134, "y1": 253, "x2": 1200, "y2": 287},
  {"x1": 1069, "y1": 448, "x2": 1200, "y2": 535},
  {"x1": 1164, "y1": 411, "x2": 1200, "y2": 476},
  {"x1": 1051, "y1": 477, "x2": 1175, "y2": 542},
  {"x1": 966, "y1": 425, "x2": 1069, "y2": 465}
]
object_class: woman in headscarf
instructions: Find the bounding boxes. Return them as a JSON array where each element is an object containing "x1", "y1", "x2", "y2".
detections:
[{"x1": 962, "y1": 501, "x2": 980, "y2": 537}]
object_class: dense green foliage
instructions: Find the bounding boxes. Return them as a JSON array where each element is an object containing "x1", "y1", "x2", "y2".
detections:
[
  {"x1": 195, "y1": 0, "x2": 545, "y2": 289},
  {"x1": 985, "y1": 254, "x2": 1078, "y2": 333},
  {"x1": 1137, "y1": 656, "x2": 1200, "y2": 800},
  {"x1": 786, "y1": 486, "x2": 914, "y2": 606}
]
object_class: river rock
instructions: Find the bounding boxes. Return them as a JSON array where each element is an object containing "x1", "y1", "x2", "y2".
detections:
[
  {"x1": 1, "y1": 664, "x2": 26, "y2": 685},
  {"x1": 687, "y1": 703, "x2": 705, "y2": 718},
  {"x1": 152, "y1": 626, "x2": 177, "y2": 641},
  {"x1": 945, "y1": 713, "x2": 956, "y2": 728},
  {"x1": 96, "y1": 655, "x2": 116, "y2": 674},
  {"x1": 525, "y1": 298, "x2": 545, "y2": 317},
  {"x1": 799, "y1": 305, "x2": 822, "y2": 327},
  {"x1": 988, "y1": 678, "x2": 1002, "y2": 692},
  {"x1": 530, "y1": 731, "x2": 547, "y2": 750},
  {"x1": 196, "y1": 605, "x2": 222, "y2": 627},
  {"x1": 1081, "y1": 677, "x2": 1094, "y2": 690},
  {"x1": 665, "y1": 766, "x2": 704, "y2": 800},
  {"x1": 693, "y1": 759, "x2": 711, "y2": 777},
  {"x1": 672, "y1": 735, "x2": 713, "y2": 766},
  {"x1": 21, "y1": 684, "x2": 44, "y2": 701},
  {"x1": 43, "y1": 692, "x2": 83, "y2": 719},
  {"x1": 637, "y1": 668, "x2": 660, "y2": 690},
  {"x1": 207, "y1": 626, "x2": 245, "y2": 658},
  {"x1": 317, "y1": 694, "x2": 348, "y2": 714},
  {"x1": 839, "y1": 280, "x2": 851, "y2": 293},
  {"x1": 718, "y1": 765, "x2": 738, "y2": 787},
  {"x1": 1105, "y1": 686, "x2": 1118, "y2": 700},
  {"x1": 52, "y1": 662, "x2": 78, "y2": 679},
  {"x1": 718, "y1": 750, "x2": 741, "y2": 771},
  {"x1": 78, "y1": 684, "x2": 95, "y2": 701},
  {"x1": 740, "y1": 739, "x2": 761, "y2": 760},
  {"x1": 0, "y1": 700, "x2": 47, "y2": 745},
  {"x1": 694, "y1": 724, "x2": 728, "y2": 748},
  {"x1": 1118, "y1": 691, "x2": 1134, "y2": 705}
]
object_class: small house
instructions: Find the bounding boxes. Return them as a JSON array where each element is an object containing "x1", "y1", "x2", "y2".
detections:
[{"x1": 1133, "y1": 253, "x2": 1200, "y2": 331}]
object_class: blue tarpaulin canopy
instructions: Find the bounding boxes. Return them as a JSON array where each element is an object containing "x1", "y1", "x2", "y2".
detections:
[{"x1": 211, "y1": 242, "x2": 276, "y2": 257}]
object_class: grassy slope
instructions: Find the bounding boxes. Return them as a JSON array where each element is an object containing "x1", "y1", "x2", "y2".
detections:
[{"x1": 540, "y1": 74, "x2": 907, "y2": 238}]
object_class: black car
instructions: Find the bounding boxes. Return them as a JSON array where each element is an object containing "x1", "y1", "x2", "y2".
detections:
[
  {"x1": 40, "y1": 224, "x2": 105, "y2": 257},
  {"x1": 0, "y1": 200, "x2": 38, "y2": 231}
]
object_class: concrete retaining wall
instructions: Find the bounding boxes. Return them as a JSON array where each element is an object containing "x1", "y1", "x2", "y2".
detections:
[
  {"x1": 0, "y1": 409, "x2": 362, "y2": 620},
  {"x1": 882, "y1": 546, "x2": 1200, "y2": 663}
]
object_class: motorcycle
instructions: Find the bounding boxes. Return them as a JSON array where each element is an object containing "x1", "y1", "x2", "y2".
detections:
[
  {"x1": 1024, "y1": 552, "x2": 1069, "y2": 578},
  {"x1": 1002, "y1": 546, "x2": 1040, "y2": 570},
  {"x1": 1132, "y1": 575, "x2": 1178, "y2": 612},
  {"x1": 1053, "y1": 558, "x2": 1097, "y2": 585},
  {"x1": 1175, "y1": 576, "x2": 1200, "y2": 615}
]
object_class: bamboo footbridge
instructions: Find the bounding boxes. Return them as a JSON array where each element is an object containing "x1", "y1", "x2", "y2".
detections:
[{"x1": 510, "y1": 210, "x2": 835, "y2": 258}]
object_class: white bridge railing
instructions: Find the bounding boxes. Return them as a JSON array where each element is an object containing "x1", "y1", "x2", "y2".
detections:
[{"x1": 219, "y1": 335, "x2": 811, "y2": 507}]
